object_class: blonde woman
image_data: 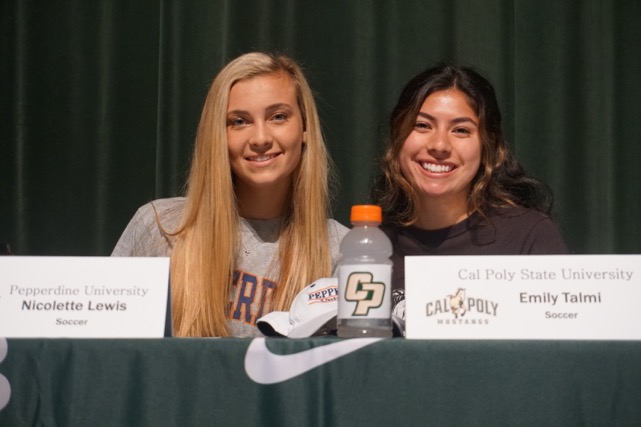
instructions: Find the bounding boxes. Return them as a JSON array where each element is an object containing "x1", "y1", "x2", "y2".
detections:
[{"x1": 112, "y1": 52, "x2": 348, "y2": 337}]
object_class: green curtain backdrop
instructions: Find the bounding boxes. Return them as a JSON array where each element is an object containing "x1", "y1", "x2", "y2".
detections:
[{"x1": 1, "y1": 0, "x2": 640, "y2": 256}]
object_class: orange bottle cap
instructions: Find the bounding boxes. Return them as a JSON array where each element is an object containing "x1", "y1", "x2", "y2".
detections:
[{"x1": 350, "y1": 205, "x2": 382, "y2": 223}]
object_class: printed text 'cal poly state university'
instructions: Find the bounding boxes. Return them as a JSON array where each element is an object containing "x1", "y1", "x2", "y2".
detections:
[{"x1": 458, "y1": 268, "x2": 634, "y2": 282}]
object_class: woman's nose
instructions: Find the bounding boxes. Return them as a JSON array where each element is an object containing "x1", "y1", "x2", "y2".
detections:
[
  {"x1": 426, "y1": 132, "x2": 451, "y2": 156},
  {"x1": 249, "y1": 121, "x2": 273, "y2": 148}
]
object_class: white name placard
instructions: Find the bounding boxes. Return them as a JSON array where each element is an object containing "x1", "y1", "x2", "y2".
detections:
[
  {"x1": 0, "y1": 256, "x2": 170, "y2": 338},
  {"x1": 405, "y1": 255, "x2": 641, "y2": 340}
]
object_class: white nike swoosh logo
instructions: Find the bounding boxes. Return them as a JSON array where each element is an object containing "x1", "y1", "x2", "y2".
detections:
[{"x1": 244, "y1": 338, "x2": 382, "y2": 385}]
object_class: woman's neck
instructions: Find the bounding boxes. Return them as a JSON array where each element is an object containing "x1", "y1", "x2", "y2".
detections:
[
  {"x1": 236, "y1": 184, "x2": 290, "y2": 219},
  {"x1": 414, "y1": 196, "x2": 469, "y2": 230}
]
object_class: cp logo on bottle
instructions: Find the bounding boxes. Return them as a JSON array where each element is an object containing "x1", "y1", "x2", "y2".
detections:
[{"x1": 344, "y1": 272, "x2": 385, "y2": 315}]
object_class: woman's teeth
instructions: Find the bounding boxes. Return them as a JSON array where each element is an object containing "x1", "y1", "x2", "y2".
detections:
[
  {"x1": 421, "y1": 162, "x2": 453, "y2": 173},
  {"x1": 250, "y1": 154, "x2": 276, "y2": 162}
]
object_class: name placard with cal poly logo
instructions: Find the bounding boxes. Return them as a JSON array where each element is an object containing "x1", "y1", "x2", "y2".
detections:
[
  {"x1": 404, "y1": 255, "x2": 641, "y2": 340},
  {"x1": 0, "y1": 256, "x2": 170, "y2": 338}
]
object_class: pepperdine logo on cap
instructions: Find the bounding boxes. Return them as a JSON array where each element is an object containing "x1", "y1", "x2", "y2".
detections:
[{"x1": 257, "y1": 278, "x2": 339, "y2": 338}]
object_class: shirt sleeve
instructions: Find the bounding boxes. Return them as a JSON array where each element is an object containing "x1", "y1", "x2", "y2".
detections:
[
  {"x1": 111, "y1": 202, "x2": 176, "y2": 257},
  {"x1": 111, "y1": 207, "x2": 148, "y2": 256}
]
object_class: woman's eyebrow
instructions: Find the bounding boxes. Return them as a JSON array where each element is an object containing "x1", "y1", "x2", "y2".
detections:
[
  {"x1": 265, "y1": 103, "x2": 293, "y2": 113},
  {"x1": 417, "y1": 112, "x2": 478, "y2": 126},
  {"x1": 451, "y1": 117, "x2": 478, "y2": 126},
  {"x1": 227, "y1": 103, "x2": 293, "y2": 116}
]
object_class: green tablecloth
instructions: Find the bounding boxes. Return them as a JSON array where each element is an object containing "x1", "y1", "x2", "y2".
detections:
[{"x1": 0, "y1": 338, "x2": 639, "y2": 426}]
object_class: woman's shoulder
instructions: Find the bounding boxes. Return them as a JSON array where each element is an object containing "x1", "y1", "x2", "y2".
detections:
[
  {"x1": 132, "y1": 197, "x2": 185, "y2": 225},
  {"x1": 488, "y1": 205, "x2": 569, "y2": 253},
  {"x1": 138, "y1": 197, "x2": 186, "y2": 215},
  {"x1": 489, "y1": 205, "x2": 553, "y2": 226},
  {"x1": 112, "y1": 197, "x2": 186, "y2": 257},
  {"x1": 127, "y1": 197, "x2": 187, "y2": 236}
]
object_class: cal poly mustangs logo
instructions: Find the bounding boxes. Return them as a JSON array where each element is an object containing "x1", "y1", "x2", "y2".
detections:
[{"x1": 425, "y1": 288, "x2": 499, "y2": 325}]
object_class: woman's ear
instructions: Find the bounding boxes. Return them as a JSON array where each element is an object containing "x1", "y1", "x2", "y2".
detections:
[{"x1": 302, "y1": 131, "x2": 307, "y2": 144}]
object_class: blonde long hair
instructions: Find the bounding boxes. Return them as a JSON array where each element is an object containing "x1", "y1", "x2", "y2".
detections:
[{"x1": 169, "y1": 52, "x2": 332, "y2": 337}]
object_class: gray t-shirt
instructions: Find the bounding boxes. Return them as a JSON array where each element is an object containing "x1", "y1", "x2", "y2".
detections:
[{"x1": 112, "y1": 197, "x2": 349, "y2": 337}]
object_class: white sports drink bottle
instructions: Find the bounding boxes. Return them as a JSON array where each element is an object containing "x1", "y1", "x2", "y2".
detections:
[{"x1": 337, "y1": 205, "x2": 393, "y2": 338}]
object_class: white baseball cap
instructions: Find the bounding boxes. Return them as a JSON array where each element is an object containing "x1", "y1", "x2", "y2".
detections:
[
  {"x1": 257, "y1": 277, "x2": 406, "y2": 338},
  {"x1": 257, "y1": 277, "x2": 339, "y2": 338}
]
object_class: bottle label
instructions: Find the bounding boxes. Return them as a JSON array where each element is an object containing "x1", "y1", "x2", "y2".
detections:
[{"x1": 337, "y1": 264, "x2": 392, "y2": 320}]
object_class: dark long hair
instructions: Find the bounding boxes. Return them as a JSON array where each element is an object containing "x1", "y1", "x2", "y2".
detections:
[{"x1": 372, "y1": 63, "x2": 553, "y2": 226}]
